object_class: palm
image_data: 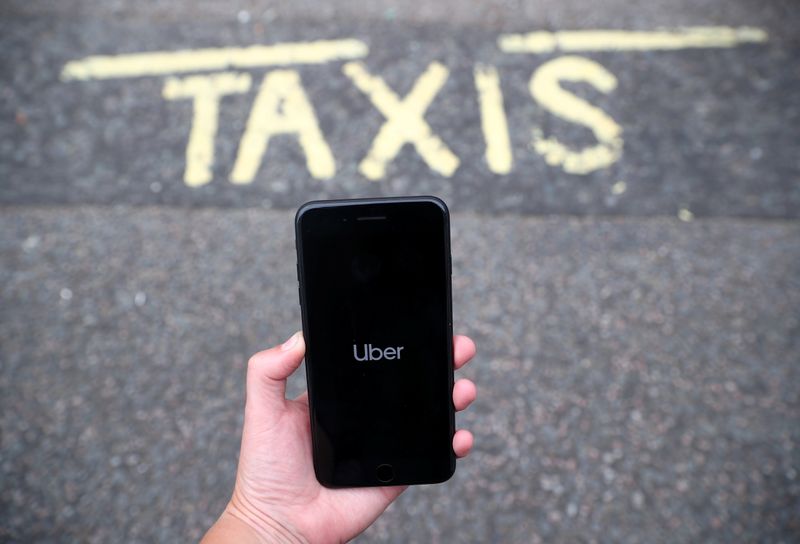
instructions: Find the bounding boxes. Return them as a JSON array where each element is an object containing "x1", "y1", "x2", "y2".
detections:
[
  {"x1": 224, "y1": 333, "x2": 476, "y2": 543},
  {"x1": 236, "y1": 395, "x2": 404, "y2": 543}
]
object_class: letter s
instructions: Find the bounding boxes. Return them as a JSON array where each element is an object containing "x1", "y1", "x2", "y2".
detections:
[{"x1": 529, "y1": 55, "x2": 623, "y2": 175}]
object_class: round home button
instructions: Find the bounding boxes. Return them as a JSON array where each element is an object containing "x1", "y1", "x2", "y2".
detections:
[{"x1": 376, "y1": 464, "x2": 395, "y2": 483}]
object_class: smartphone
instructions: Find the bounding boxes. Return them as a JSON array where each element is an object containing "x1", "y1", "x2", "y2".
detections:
[{"x1": 295, "y1": 196, "x2": 455, "y2": 487}]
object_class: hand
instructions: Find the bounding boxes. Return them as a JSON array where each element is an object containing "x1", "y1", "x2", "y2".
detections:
[{"x1": 202, "y1": 331, "x2": 478, "y2": 544}]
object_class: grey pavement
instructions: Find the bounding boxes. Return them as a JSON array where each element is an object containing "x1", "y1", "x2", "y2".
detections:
[
  {"x1": 1, "y1": 0, "x2": 800, "y2": 542},
  {"x1": 2, "y1": 209, "x2": 799, "y2": 542},
  {"x1": 0, "y1": 2, "x2": 798, "y2": 216}
]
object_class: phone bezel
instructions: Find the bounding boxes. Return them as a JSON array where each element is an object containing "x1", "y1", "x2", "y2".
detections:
[{"x1": 294, "y1": 196, "x2": 455, "y2": 487}]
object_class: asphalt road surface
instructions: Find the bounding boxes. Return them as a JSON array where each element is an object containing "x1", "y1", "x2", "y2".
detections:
[{"x1": 1, "y1": 0, "x2": 799, "y2": 542}]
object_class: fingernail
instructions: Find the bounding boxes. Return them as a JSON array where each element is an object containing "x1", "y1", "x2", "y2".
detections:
[{"x1": 281, "y1": 331, "x2": 301, "y2": 351}]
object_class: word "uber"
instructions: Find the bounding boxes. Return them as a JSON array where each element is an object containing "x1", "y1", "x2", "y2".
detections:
[{"x1": 353, "y1": 344, "x2": 405, "y2": 362}]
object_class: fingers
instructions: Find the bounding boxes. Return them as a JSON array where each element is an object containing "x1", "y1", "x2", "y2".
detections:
[
  {"x1": 246, "y1": 331, "x2": 305, "y2": 411},
  {"x1": 453, "y1": 378, "x2": 477, "y2": 411},
  {"x1": 453, "y1": 337, "x2": 477, "y2": 458},
  {"x1": 453, "y1": 430, "x2": 474, "y2": 458},
  {"x1": 285, "y1": 335, "x2": 477, "y2": 459},
  {"x1": 454, "y1": 335, "x2": 476, "y2": 370}
]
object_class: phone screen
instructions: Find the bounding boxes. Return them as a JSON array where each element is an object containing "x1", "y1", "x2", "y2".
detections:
[{"x1": 297, "y1": 198, "x2": 454, "y2": 486}]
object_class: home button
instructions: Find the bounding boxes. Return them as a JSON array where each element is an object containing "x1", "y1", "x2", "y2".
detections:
[{"x1": 376, "y1": 464, "x2": 395, "y2": 483}]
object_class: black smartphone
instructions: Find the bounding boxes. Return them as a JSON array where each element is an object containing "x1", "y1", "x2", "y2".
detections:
[{"x1": 295, "y1": 196, "x2": 455, "y2": 487}]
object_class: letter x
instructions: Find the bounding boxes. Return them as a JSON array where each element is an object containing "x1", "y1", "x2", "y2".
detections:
[{"x1": 343, "y1": 61, "x2": 460, "y2": 180}]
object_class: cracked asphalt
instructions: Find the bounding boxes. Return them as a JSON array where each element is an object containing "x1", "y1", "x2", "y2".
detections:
[{"x1": 1, "y1": 0, "x2": 799, "y2": 542}]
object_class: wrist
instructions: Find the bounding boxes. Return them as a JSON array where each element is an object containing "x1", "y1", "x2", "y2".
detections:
[{"x1": 221, "y1": 490, "x2": 308, "y2": 544}]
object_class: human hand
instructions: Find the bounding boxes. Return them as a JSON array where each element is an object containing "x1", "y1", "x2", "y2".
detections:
[{"x1": 202, "y1": 331, "x2": 478, "y2": 544}]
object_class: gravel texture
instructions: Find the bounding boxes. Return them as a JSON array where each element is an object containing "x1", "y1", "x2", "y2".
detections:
[
  {"x1": 1, "y1": 0, "x2": 799, "y2": 541},
  {"x1": 1, "y1": 208, "x2": 798, "y2": 542},
  {"x1": 0, "y1": 3, "x2": 798, "y2": 217}
]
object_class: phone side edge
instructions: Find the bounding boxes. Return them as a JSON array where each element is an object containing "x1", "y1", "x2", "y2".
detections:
[{"x1": 294, "y1": 204, "x2": 330, "y2": 486}]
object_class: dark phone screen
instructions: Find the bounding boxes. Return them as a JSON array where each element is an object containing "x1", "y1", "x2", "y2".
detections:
[{"x1": 297, "y1": 199, "x2": 454, "y2": 486}]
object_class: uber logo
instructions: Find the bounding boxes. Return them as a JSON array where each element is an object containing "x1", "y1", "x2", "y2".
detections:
[{"x1": 353, "y1": 344, "x2": 405, "y2": 362}]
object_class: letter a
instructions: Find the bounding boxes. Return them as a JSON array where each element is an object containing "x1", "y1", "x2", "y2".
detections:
[{"x1": 230, "y1": 69, "x2": 335, "y2": 184}]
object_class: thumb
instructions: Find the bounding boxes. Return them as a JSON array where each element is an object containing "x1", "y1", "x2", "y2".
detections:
[{"x1": 245, "y1": 331, "x2": 305, "y2": 412}]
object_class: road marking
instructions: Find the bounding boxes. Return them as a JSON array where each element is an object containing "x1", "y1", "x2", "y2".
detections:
[
  {"x1": 499, "y1": 26, "x2": 768, "y2": 54},
  {"x1": 230, "y1": 70, "x2": 335, "y2": 183},
  {"x1": 474, "y1": 64, "x2": 512, "y2": 175},
  {"x1": 529, "y1": 56, "x2": 622, "y2": 175},
  {"x1": 60, "y1": 28, "x2": 770, "y2": 185},
  {"x1": 611, "y1": 180, "x2": 627, "y2": 195},
  {"x1": 163, "y1": 72, "x2": 252, "y2": 187},
  {"x1": 61, "y1": 39, "x2": 368, "y2": 81},
  {"x1": 343, "y1": 61, "x2": 460, "y2": 180}
]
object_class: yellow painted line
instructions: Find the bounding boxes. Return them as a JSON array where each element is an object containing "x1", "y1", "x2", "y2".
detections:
[
  {"x1": 163, "y1": 72, "x2": 252, "y2": 187},
  {"x1": 230, "y1": 70, "x2": 335, "y2": 183},
  {"x1": 343, "y1": 61, "x2": 460, "y2": 180},
  {"x1": 499, "y1": 26, "x2": 767, "y2": 53},
  {"x1": 529, "y1": 56, "x2": 622, "y2": 175},
  {"x1": 61, "y1": 39, "x2": 368, "y2": 81},
  {"x1": 474, "y1": 64, "x2": 512, "y2": 175}
]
